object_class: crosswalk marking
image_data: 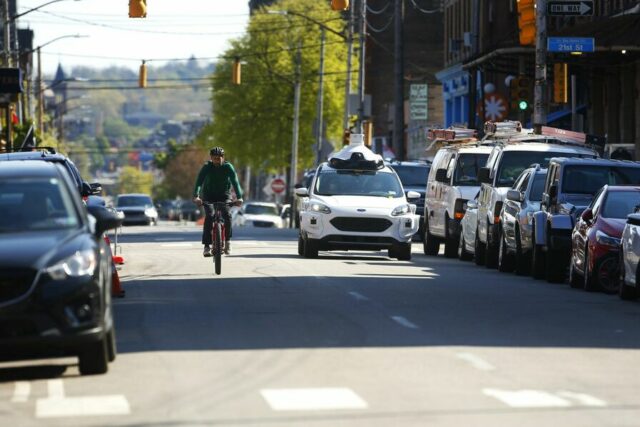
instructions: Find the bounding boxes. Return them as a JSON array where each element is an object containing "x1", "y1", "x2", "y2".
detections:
[
  {"x1": 455, "y1": 353, "x2": 496, "y2": 371},
  {"x1": 35, "y1": 380, "x2": 130, "y2": 418},
  {"x1": 483, "y1": 388, "x2": 608, "y2": 409},
  {"x1": 261, "y1": 388, "x2": 368, "y2": 411},
  {"x1": 11, "y1": 382, "x2": 30, "y2": 403}
]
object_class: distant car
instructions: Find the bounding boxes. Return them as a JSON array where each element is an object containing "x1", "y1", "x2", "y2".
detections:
[
  {"x1": 115, "y1": 193, "x2": 158, "y2": 225},
  {"x1": 280, "y1": 204, "x2": 291, "y2": 228},
  {"x1": 177, "y1": 200, "x2": 203, "y2": 222},
  {"x1": 458, "y1": 193, "x2": 479, "y2": 263},
  {"x1": 156, "y1": 199, "x2": 180, "y2": 220},
  {"x1": 620, "y1": 212, "x2": 640, "y2": 300},
  {"x1": 386, "y1": 160, "x2": 431, "y2": 239},
  {"x1": 240, "y1": 202, "x2": 284, "y2": 228},
  {"x1": 569, "y1": 185, "x2": 640, "y2": 293},
  {"x1": 294, "y1": 169, "x2": 317, "y2": 228},
  {"x1": 0, "y1": 160, "x2": 122, "y2": 375}
]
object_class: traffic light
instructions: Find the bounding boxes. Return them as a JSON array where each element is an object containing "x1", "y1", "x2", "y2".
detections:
[
  {"x1": 342, "y1": 128, "x2": 351, "y2": 146},
  {"x1": 139, "y1": 61, "x2": 147, "y2": 88},
  {"x1": 331, "y1": 0, "x2": 349, "y2": 11},
  {"x1": 516, "y1": 0, "x2": 535, "y2": 46},
  {"x1": 510, "y1": 76, "x2": 532, "y2": 111},
  {"x1": 553, "y1": 63, "x2": 568, "y2": 104},
  {"x1": 232, "y1": 58, "x2": 241, "y2": 85},
  {"x1": 363, "y1": 120, "x2": 372, "y2": 147},
  {"x1": 129, "y1": 0, "x2": 146, "y2": 18}
]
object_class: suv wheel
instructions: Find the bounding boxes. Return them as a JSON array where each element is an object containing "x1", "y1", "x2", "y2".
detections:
[
  {"x1": 303, "y1": 236, "x2": 319, "y2": 258},
  {"x1": 422, "y1": 217, "x2": 440, "y2": 256},
  {"x1": 443, "y1": 217, "x2": 458, "y2": 258},
  {"x1": 458, "y1": 233, "x2": 472, "y2": 261},
  {"x1": 484, "y1": 221, "x2": 498, "y2": 269},
  {"x1": 531, "y1": 227, "x2": 545, "y2": 280},
  {"x1": 78, "y1": 336, "x2": 109, "y2": 376},
  {"x1": 583, "y1": 249, "x2": 598, "y2": 291},
  {"x1": 298, "y1": 233, "x2": 304, "y2": 256},
  {"x1": 394, "y1": 243, "x2": 412, "y2": 261},
  {"x1": 498, "y1": 231, "x2": 514, "y2": 273},
  {"x1": 514, "y1": 228, "x2": 530, "y2": 275},
  {"x1": 569, "y1": 256, "x2": 583, "y2": 289}
]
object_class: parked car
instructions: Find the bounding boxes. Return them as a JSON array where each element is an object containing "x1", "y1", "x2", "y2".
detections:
[
  {"x1": 458, "y1": 192, "x2": 480, "y2": 263},
  {"x1": 281, "y1": 204, "x2": 291, "y2": 228},
  {"x1": 533, "y1": 158, "x2": 640, "y2": 283},
  {"x1": 296, "y1": 139, "x2": 420, "y2": 260},
  {"x1": 177, "y1": 200, "x2": 203, "y2": 222},
  {"x1": 620, "y1": 212, "x2": 640, "y2": 300},
  {"x1": 424, "y1": 142, "x2": 492, "y2": 257},
  {"x1": 476, "y1": 127, "x2": 597, "y2": 268},
  {"x1": 294, "y1": 169, "x2": 317, "y2": 228},
  {"x1": 156, "y1": 199, "x2": 180, "y2": 220},
  {"x1": 240, "y1": 202, "x2": 284, "y2": 228},
  {"x1": 497, "y1": 165, "x2": 547, "y2": 274},
  {"x1": 569, "y1": 186, "x2": 640, "y2": 293},
  {"x1": 386, "y1": 160, "x2": 431, "y2": 240},
  {"x1": 0, "y1": 160, "x2": 122, "y2": 375},
  {"x1": 115, "y1": 193, "x2": 158, "y2": 225}
]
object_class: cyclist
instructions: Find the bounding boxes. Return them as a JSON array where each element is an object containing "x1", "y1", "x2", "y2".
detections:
[{"x1": 193, "y1": 147, "x2": 243, "y2": 257}]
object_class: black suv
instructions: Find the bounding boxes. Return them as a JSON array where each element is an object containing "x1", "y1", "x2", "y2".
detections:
[
  {"x1": 0, "y1": 160, "x2": 122, "y2": 375},
  {"x1": 0, "y1": 148, "x2": 101, "y2": 197},
  {"x1": 386, "y1": 160, "x2": 431, "y2": 238}
]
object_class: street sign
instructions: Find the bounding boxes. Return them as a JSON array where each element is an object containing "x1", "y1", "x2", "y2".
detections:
[
  {"x1": 547, "y1": 1, "x2": 593, "y2": 16},
  {"x1": 409, "y1": 84, "x2": 428, "y2": 121},
  {"x1": 548, "y1": 37, "x2": 595, "y2": 53},
  {"x1": 271, "y1": 178, "x2": 286, "y2": 194}
]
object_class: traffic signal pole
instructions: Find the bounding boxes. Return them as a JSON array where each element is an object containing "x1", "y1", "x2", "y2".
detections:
[
  {"x1": 393, "y1": 0, "x2": 405, "y2": 161},
  {"x1": 533, "y1": 0, "x2": 547, "y2": 134},
  {"x1": 315, "y1": 28, "x2": 326, "y2": 166},
  {"x1": 356, "y1": 0, "x2": 367, "y2": 134}
]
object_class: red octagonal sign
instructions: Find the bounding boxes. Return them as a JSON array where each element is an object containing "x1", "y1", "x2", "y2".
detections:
[{"x1": 271, "y1": 178, "x2": 286, "y2": 194}]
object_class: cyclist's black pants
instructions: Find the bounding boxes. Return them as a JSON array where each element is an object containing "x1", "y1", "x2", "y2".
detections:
[{"x1": 202, "y1": 202, "x2": 232, "y2": 245}]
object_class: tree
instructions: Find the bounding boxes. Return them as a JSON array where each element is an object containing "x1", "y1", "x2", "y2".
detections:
[
  {"x1": 155, "y1": 146, "x2": 207, "y2": 199},
  {"x1": 200, "y1": 0, "x2": 351, "y2": 174},
  {"x1": 118, "y1": 166, "x2": 153, "y2": 194}
]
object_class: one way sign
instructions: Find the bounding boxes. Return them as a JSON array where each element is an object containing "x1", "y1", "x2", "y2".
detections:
[{"x1": 547, "y1": 1, "x2": 593, "y2": 16}]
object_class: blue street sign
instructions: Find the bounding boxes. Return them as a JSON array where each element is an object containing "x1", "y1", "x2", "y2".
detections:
[{"x1": 548, "y1": 37, "x2": 595, "y2": 53}]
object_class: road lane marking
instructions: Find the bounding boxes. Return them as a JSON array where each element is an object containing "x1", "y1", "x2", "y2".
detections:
[
  {"x1": 557, "y1": 391, "x2": 607, "y2": 407},
  {"x1": 11, "y1": 382, "x2": 30, "y2": 403},
  {"x1": 160, "y1": 243, "x2": 194, "y2": 247},
  {"x1": 390, "y1": 316, "x2": 419, "y2": 329},
  {"x1": 455, "y1": 353, "x2": 496, "y2": 371},
  {"x1": 261, "y1": 388, "x2": 368, "y2": 411},
  {"x1": 348, "y1": 291, "x2": 369, "y2": 301},
  {"x1": 483, "y1": 388, "x2": 571, "y2": 408},
  {"x1": 36, "y1": 380, "x2": 130, "y2": 418},
  {"x1": 154, "y1": 238, "x2": 185, "y2": 241}
]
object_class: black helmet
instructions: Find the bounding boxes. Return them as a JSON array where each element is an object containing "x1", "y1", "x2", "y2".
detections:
[{"x1": 210, "y1": 147, "x2": 225, "y2": 156}]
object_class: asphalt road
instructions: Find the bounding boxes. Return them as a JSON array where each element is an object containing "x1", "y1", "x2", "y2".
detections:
[{"x1": 2, "y1": 222, "x2": 640, "y2": 426}]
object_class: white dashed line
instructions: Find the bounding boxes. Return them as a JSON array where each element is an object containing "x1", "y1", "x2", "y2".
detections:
[
  {"x1": 556, "y1": 391, "x2": 607, "y2": 407},
  {"x1": 390, "y1": 316, "x2": 419, "y2": 329},
  {"x1": 348, "y1": 291, "x2": 369, "y2": 301},
  {"x1": 160, "y1": 243, "x2": 194, "y2": 247},
  {"x1": 455, "y1": 352, "x2": 496, "y2": 371},
  {"x1": 261, "y1": 388, "x2": 368, "y2": 411},
  {"x1": 154, "y1": 238, "x2": 185, "y2": 241},
  {"x1": 36, "y1": 380, "x2": 130, "y2": 418},
  {"x1": 11, "y1": 382, "x2": 30, "y2": 403}
]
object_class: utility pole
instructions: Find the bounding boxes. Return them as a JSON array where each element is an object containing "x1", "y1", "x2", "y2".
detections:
[
  {"x1": 2, "y1": 0, "x2": 10, "y2": 66},
  {"x1": 393, "y1": 0, "x2": 405, "y2": 160},
  {"x1": 343, "y1": 2, "x2": 355, "y2": 131},
  {"x1": 533, "y1": 0, "x2": 547, "y2": 134},
  {"x1": 289, "y1": 42, "x2": 302, "y2": 225},
  {"x1": 356, "y1": 0, "x2": 367, "y2": 133},
  {"x1": 37, "y1": 46, "x2": 43, "y2": 133},
  {"x1": 315, "y1": 27, "x2": 325, "y2": 166}
]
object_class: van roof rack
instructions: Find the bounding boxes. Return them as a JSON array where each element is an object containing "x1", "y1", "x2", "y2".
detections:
[{"x1": 483, "y1": 120, "x2": 523, "y2": 137}]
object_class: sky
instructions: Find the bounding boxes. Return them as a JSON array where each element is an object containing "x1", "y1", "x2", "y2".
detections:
[{"x1": 17, "y1": 0, "x2": 250, "y2": 76}]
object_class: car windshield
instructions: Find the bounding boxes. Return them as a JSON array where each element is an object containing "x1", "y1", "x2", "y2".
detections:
[
  {"x1": 391, "y1": 165, "x2": 430, "y2": 187},
  {"x1": 601, "y1": 191, "x2": 640, "y2": 219},
  {"x1": 453, "y1": 153, "x2": 489, "y2": 185},
  {"x1": 245, "y1": 204, "x2": 279, "y2": 215},
  {"x1": 0, "y1": 177, "x2": 79, "y2": 233},
  {"x1": 496, "y1": 151, "x2": 588, "y2": 187},
  {"x1": 529, "y1": 173, "x2": 546, "y2": 201},
  {"x1": 117, "y1": 195, "x2": 153, "y2": 207},
  {"x1": 562, "y1": 166, "x2": 640, "y2": 195},
  {"x1": 315, "y1": 169, "x2": 403, "y2": 197}
]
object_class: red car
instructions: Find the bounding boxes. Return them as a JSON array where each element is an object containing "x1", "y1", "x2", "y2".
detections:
[{"x1": 569, "y1": 185, "x2": 640, "y2": 293}]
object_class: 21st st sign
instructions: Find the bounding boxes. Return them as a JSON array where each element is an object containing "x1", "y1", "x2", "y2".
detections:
[{"x1": 547, "y1": 1, "x2": 593, "y2": 16}]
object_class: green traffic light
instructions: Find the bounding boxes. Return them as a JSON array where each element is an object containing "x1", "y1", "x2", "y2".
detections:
[{"x1": 518, "y1": 100, "x2": 528, "y2": 111}]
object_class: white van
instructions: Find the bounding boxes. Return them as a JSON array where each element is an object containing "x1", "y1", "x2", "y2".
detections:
[{"x1": 423, "y1": 143, "x2": 493, "y2": 257}]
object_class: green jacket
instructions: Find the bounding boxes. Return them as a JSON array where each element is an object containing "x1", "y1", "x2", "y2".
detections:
[{"x1": 193, "y1": 161, "x2": 243, "y2": 201}]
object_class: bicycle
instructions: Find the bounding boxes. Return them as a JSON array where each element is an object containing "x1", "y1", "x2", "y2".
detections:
[{"x1": 204, "y1": 201, "x2": 236, "y2": 275}]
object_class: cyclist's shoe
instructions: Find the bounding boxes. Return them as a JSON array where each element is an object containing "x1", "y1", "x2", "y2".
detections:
[
  {"x1": 224, "y1": 242, "x2": 231, "y2": 255},
  {"x1": 203, "y1": 245, "x2": 212, "y2": 257}
]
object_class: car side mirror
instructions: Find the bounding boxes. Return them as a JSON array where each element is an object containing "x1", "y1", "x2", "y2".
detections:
[
  {"x1": 406, "y1": 191, "x2": 420, "y2": 201},
  {"x1": 506, "y1": 189, "x2": 524, "y2": 202},
  {"x1": 435, "y1": 168, "x2": 448, "y2": 183},
  {"x1": 581, "y1": 208, "x2": 593, "y2": 223},
  {"x1": 295, "y1": 187, "x2": 309, "y2": 197},
  {"x1": 294, "y1": 183, "x2": 303, "y2": 189},
  {"x1": 87, "y1": 205, "x2": 123, "y2": 237},
  {"x1": 89, "y1": 182, "x2": 102, "y2": 195},
  {"x1": 81, "y1": 181, "x2": 92, "y2": 197},
  {"x1": 478, "y1": 167, "x2": 491, "y2": 184},
  {"x1": 465, "y1": 200, "x2": 478, "y2": 210}
]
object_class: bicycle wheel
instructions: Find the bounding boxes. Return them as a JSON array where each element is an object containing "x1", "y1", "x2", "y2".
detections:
[{"x1": 213, "y1": 222, "x2": 222, "y2": 275}]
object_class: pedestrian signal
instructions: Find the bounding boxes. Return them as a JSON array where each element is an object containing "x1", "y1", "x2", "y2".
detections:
[
  {"x1": 516, "y1": 0, "x2": 535, "y2": 46},
  {"x1": 129, "y1": 0, "x2": 146, "y2": 18}
]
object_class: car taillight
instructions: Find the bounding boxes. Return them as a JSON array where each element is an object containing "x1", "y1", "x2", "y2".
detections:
[
  {"x1": 494, "y1": 201, "x2": 503, "y2": 224},
  {"x1": 454, "y1": 199, "x2": 467, "y2": 220}
]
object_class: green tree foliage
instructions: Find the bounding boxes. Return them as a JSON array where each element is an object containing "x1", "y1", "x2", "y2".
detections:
[
  {"x1": 202, "y1": 0, "x2": 351, "y2": 173},
  {"x1": 154, "y1": 146, "x2": 207, "y2": 199},
  {"x1": 118, "y1": 166, "x2": 153, "y2": 194}
]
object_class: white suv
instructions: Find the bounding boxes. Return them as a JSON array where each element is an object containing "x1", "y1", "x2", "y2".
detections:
[
  {"x1": 476, "y1": 139, "x2": 597, "y2": 267},
  {"x1": 296, "y1": 136, "x2": 420, "y2": 260},
  {"x1": 423, "y1": 143, "x2": 493, "y2": 257}
]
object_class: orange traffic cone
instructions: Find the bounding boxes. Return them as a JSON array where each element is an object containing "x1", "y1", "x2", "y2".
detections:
[{"x1": 111, "y1": 262, "x2": 125, "y2": 298}]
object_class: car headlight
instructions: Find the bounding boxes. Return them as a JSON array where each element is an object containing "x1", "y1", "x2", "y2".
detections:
[
  {"x1": 144, "y1": 208, "x2": 157, "y2": 217},
  {"x1": 391, "y1": 204, "x2": 411, "y2": 216},
  {"x1": 310, "y1": 203, "x2": 331, "y2": 214},
  {"x1": 596, "y1": 230, "x2": 621, "y2": 247},
  {"x1": 46, "y1": 249, "x2": 97, "y2": 280}
]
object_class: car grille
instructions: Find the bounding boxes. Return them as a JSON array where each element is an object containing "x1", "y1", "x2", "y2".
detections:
[
  {"x1": 0, "y1": 268, "x2": 37, "y2": 304},
  {"x1": 330, "y1": 217, "x2": 392, "y2": 232}
]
